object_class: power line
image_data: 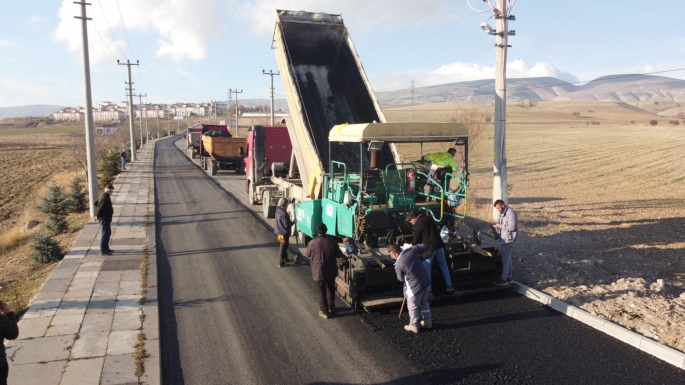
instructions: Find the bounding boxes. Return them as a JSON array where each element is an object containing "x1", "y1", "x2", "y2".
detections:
[
  {"x1": 85, "y1": 8, "x2": 119, "y2": 63},
  {"x1": 366, "y1": 0, "x2": 449, "y2": 51},
  {"x1": 96, "y1": 0, "x2": 127, "y2": 59},
  {"x1": 366, "y1": 1, "x2": 468, "y2": 62},
  {"x1": 115, "y1": 0, "x2": 136, "y2": 60}
]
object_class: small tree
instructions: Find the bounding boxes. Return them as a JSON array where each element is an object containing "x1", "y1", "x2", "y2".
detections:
[
  {"x1": 37, "y1": 183, "x2": 69, "y2": 234},
  {"x1": 31, "y1": 233, "x2": 63, "y2": 263},
  {"x1": 99, "y1": 150, "x2": 121, "y2": 189},
  {"x1": 649, "y1": 120, "x2": 658, "y2": 126},
  {"x1": 67, "y1": 176, "x2": 88, "y2": 213}
]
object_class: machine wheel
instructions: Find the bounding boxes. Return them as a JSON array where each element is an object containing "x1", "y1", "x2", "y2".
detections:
[
  {"x1": 263, "y1": 190, "x2": 276, "y2": 218},
  {"x1": 210, "y1": 162, "x2": 218, "y2": 176},
  {"x1": 202, "y1": 157, "x2": 207, "y2": 170},
  {"x1": 191, "y1": 149, "x2": 197, "y2": 159}
]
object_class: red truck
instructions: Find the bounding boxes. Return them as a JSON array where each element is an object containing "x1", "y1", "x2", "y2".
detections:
[
  {"x1": 186, "y1": 125, "x2": 203, "y2": 158},
  {"x1": 245, "y1": 125, "x2": 292, "y2": 210}
]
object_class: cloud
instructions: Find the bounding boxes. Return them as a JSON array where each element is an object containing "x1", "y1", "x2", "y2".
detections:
[
  {"x1": 235, "y1": 0, "x2": 452, "y2": 36},
  {"x1": 28, "y1": 15, "x2": 50, "y2": 24},
  {"x1": 370, "y1": 60, "x2": 579, "y2": 91},
  {"x1": 53, "y1": 0, "x2": 228, "y2": 64},
  {"x1": 0, "y1": 74, "x2": 81, "y2": 106},
  {"x1": 0, "y1": 38, "x2": 16, "y2": 48},
  {"x1": 643, "y1": 64, "x2": 658, "y2": 74}
]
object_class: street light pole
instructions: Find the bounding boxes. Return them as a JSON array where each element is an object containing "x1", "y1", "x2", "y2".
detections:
[{"x1": 231, "y1": 89, "x2": 243, "y2": 136}]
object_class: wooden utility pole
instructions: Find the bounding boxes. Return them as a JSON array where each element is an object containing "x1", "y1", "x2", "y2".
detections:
[
  {"x1": 75, "y1": 0, "x2": 98, "y2": 217},
  {"x1": 118, "y1": 60, "x2": 139, "y2": 161},
  {"x1": 263, "y1": 70, "x2": 280, "y2": 126}
]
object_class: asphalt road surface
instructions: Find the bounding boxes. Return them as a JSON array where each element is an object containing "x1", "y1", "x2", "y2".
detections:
[{"x1": 156, "y1": 136, "x2": 685, "y2": 384}]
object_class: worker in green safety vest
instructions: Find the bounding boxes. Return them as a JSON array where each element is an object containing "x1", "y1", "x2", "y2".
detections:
[{"x1": 423, "y1": 148, "x2": 457, "y2": 189}]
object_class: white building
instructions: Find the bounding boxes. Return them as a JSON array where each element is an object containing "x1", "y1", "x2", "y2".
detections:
[{"x1": 52, "y1": 108, "x2": 84, "y2": 121}]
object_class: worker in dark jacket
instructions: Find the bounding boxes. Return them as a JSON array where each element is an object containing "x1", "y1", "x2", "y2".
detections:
[
  {"x1": 407, "y1": 212, "x2": 454, "y2": 297},
  {"x1": 306, "y1": 223, "x2": 342, "y2": 319},
  {"x1": 94, "y1": 184, "x2": 115, "y2": 256},
  {"x1": 274, "y1": 198, "x2": 294, "y2": 267},
  {"x1": 389, "y1": 244, "x2": 432, "y2": 333},
  {"x1": 0, "y1": 300, "x2": 19, "y2": 385}
]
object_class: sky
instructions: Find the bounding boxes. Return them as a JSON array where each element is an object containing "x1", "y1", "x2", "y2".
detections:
[{"x1": 0, "y1": 0, "x2": 684, "y2": 107}]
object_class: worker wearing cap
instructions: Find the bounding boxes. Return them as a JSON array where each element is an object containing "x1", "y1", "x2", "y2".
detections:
[
  {"x1": 424, "y1": 148, "x2": 458, "y2": 189},
  {"x1": 94, "y1": 184, "x2": 115, "y2": 256},
  {"x1": 274, "y1": 197, "x2": 294, "y2": 267},
  {"x1": 389, "y1": 244, "x2": 432, "y2": 333},
  {"x1": 306, "y1": 223, "x2": 342, "y2": 319}
]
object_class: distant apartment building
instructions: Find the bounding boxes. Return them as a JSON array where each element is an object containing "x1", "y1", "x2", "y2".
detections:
[
  {"x1": 170, "y1": 103, "x2": 208, "y2": 117},
  {"x1": 52, "y1": 108, "x2": 84, "y2": 121},
  {"x1": 136, "y1": 105, "x2": 169, "y2": 119},
  {"x1": 93, "y1": 108, "x2": 125, "y2": 121}
]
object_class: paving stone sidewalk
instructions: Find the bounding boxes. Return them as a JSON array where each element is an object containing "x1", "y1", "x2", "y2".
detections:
[{"x1": 7, "y1": 142, "x2": 160, "y2": 385}]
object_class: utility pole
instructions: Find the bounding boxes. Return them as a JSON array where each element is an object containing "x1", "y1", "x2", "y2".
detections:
[
  {"x1": 263, "y1": 70, "x2": 280, "y2": 126},
  {"x1": 491, "y1": 0, "x2": 515, "y2": 220},
  {"x1": 75, "y1": 0, "x2": 98, "y2": 218},
  {"x1": 228, "y1": 89, "x2": 232, "y2": 130},
  {"x1": 156, "y1": 113, "x2": 159, "y2": 139},
  {"x1": 118, "y1": 59, "x2": 139, "y2": 161},
  {"x1": 231, "y1": 89, "x2": 243, "y2": 136},
  {"x1": 133, "y1": 93, "x2": 147, "y2": 144}
]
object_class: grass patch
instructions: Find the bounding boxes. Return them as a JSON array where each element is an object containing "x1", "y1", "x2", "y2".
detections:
[{"x1": 134, "y1": 332, "x2": 148, "y2": 378}]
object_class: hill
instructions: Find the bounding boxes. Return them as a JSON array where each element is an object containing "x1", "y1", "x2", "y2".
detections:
[
  {"x1": 376, "y1": 75, "x2": 685, "y2": 105},
  {"x1": 0, "y1": 105, "x2": 66, "y2": 119}
]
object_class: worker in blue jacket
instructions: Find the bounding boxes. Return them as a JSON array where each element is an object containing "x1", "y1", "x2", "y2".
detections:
[{"x1": 389, "y1": 244, "x2": 432, "y2": 333}]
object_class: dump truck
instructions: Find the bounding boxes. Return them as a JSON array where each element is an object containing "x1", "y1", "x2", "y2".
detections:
[
  {"x1": 200, "y1": 124, "x2": 247, "y2": 176},
  {"x1": 270, "y1": 10, "x2": 502, "y2": 310},
  {"x1": 186, "y1": 125, "x2": 202, "y2": 158},
  {"x1": 245, "y1": 125, "x2": 292, "y2": 212}
]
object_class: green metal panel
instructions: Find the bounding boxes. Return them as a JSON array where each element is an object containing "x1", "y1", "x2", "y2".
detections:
[
  {"x1": 336, "y1": 203, "x2": 355, "y2": 238},
  {"x1": 321, "y1": 199, "x2": 338, "y2": 236},
  {"x1": 295, "y1": 200, "x2": 322, "y2": 238}
]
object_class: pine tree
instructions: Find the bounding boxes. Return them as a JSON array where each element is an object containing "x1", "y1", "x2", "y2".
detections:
[
  {"x1": 99, "y1": 149, "x2": 121, "y2": 189},
  {"x1": 37, "y1": 182, "x2": 69, "y2": 234},
  {"x1": 67, "y1": 176, "x2": 88, "y2": 213},
  {"x1": 31, "y1": 232, "x2": 63, "y2": 263}
]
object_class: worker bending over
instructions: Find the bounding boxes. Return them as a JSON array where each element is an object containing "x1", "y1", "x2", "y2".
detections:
[
  {"x1": 423, "y1": 148, "x2": 458, "y2": 189},
  {"x1": 389, "y1": 244, "x2": 432, "y2": 333}
]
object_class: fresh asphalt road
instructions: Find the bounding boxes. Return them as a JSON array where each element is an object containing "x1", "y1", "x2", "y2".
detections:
[{"x1": 156, "y1": 136, "x2": 685, "y2": 384}]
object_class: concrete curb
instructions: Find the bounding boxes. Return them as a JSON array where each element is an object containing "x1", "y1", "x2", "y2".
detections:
[
  {"x1": 142, "y1": 140, "x2": 161, "y2": 385},
  {"x1": 512, "y1": 282, "x2": 685, "y2": 370}
]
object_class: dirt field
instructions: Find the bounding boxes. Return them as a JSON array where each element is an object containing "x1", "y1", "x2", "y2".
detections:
[
  {"x1": 0, "y1": 123, "x2": 118, "y2": 314},
  {"x1": 386, "y1": 100, "x2": 685, "y2": 353}
]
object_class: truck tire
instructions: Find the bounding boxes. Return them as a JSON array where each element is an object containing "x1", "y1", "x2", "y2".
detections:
[
  {"x1": 191, "y1": 149, "x2": 197, "y2": 159},
  {"x1": 248, "y1": 183, "x2": 258, "y2": 205},
  {"x1": 235, "y1": 162, "x2": 246, "y2": 175},
  {"x1": 263, "y1": 190, "x2": 276, "y2": 218},
  {"x1": 210, "y1": 162, "x2": 218, "y2": 176}
]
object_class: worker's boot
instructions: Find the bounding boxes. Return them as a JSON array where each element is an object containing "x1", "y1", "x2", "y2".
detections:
[
  {"x1": 420, "y1": 320, "x2": 433, "y2": 329},
  {"x1": 318, "y1": 310, "x2": 329, "y2": 320},
  {"x1": 404, "y1": 324, "x2": 419, "y2": 334}
]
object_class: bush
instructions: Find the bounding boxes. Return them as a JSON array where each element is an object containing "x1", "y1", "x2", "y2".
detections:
[
  {"x1": 31, "y1": 233, "x2": 63, "y2": 263},
  {"x1": 99, "y1": 150, "x2": 121, "y2": 189},
  {"x1": 670, "y1": 120, "x2": 680, "y2": 126},
  {"x1": 572, "y1": 111, "x2": 581, "y2": 118},
  {"x1": 485, "y1": 116, "x2": 492, "y2": 123},
  {"x1": 649, "y1": 120, "x2": 658, "y2": 126},
  {"x1": 630, "y1": 121, "x2": 635, "y2": 124},
  {"x1": 37, "y1": 183, "x2": 69, "y2": 234},
  {"x1": 67, "y1": 176, "x2": 88, "y2": 213}
]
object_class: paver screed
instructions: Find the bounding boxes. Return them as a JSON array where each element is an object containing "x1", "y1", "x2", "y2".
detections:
[{"x1": 6, "y1": 141, "x2": 160, "y2": 385}]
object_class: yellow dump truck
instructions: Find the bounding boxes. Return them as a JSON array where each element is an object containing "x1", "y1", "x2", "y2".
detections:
[{"x1": 199, "y1": 125, "x2": 247, "y2": 176}]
